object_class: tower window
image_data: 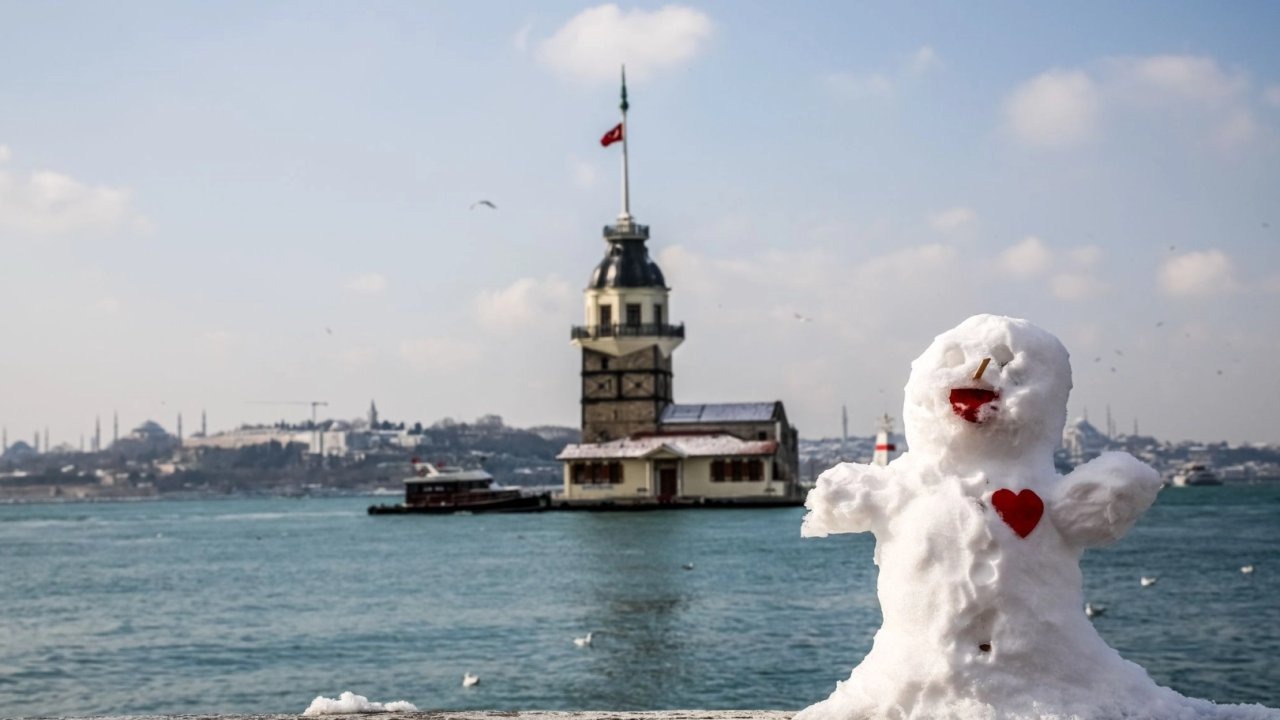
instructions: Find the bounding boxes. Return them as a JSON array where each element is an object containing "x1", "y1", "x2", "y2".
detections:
[
  {"x1": 600, "y1": 357, "x2": 609, "y2": 370},
  {"x1": 654, "y1": 304, "x2": 663, "y2": 326},
  {"x1": 626, "y1": 304, "x2": 642, "y2": 327},
  {"x1": 599, "y1": 305, "x2": 612, "y2": 334}
]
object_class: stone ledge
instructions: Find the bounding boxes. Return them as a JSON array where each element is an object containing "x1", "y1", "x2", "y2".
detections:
[{"x1": 30, "y1": 707, "x2": 793, "y2": 712}]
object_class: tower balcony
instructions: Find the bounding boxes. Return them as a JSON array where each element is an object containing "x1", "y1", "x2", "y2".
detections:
[{"x1": 571, "y1": 323, "x2": 685, "y2": 358}]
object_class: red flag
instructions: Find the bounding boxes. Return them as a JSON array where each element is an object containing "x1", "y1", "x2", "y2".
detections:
[{"x1": 600, "y1": 123, "x2": 624, "y2": 147}]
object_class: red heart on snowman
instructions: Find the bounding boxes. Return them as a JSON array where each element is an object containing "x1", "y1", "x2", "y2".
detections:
[{"x1": 991, "y1": 488, "x2": 1043, "y2": 538}]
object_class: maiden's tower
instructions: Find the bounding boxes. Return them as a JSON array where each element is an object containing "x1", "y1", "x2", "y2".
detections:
[{"x1": 557, "y1": 72, "x2": 801, "y2": 507}]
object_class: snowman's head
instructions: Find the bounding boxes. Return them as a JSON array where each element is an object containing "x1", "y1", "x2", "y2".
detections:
[{"x1": 903, "y1": 314, "x2": 1072, "y2": 462}]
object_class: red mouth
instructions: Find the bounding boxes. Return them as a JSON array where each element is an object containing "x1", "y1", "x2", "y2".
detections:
[{"x1": 950, "y1": 388, "x2": 999, "y2": 423}]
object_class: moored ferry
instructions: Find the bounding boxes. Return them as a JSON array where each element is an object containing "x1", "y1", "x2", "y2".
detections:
[{"x1": 368, "y1": 460, "x2": 550, "y2": 515}]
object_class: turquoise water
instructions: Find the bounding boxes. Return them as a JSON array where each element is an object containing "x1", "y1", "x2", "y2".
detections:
[{"x1": 1, "y1": 486, "x2": 1277, "y2": 717}]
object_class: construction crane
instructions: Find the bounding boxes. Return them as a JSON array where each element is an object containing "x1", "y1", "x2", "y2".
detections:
[{"x1": 247, "y1": 400, "x2": 330, "y2": 454}]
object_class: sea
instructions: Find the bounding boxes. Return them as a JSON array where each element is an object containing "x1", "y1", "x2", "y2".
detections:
[{"x1": 1, "y1": 485, "x2": 1277, "y2": 718}]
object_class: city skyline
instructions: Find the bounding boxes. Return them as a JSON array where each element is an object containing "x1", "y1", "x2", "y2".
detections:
[{"x1": 2, "y1": 2, "x2": 1279, "y2": 445}]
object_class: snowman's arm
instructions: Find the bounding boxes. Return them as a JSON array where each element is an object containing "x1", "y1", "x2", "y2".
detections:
[
  {"x1": 1049, "y1": 451, "x2": 1162, "y2": 548},
  {"x1": 801, "y1": 462, "x2": 899, "y2": 537}
]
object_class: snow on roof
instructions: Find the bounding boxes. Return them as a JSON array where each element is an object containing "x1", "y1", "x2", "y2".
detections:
[
  {"x1": 660, "y1": 402, "x2": 779, "y2": 424},
  {"x1": 558, "y1": 433, "x2": 778, "y2": 460}
]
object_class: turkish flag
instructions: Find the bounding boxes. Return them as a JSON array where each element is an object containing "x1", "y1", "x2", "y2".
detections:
[{"x1": 600, "y1": 123, "x2": 624, "y2": 147}]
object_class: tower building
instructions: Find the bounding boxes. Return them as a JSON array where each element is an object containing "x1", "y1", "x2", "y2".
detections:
[{"x1": 558, "y1": 71, "x2": 800, "y2": 506}]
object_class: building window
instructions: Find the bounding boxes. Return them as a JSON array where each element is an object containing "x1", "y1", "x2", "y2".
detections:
[
  {"x1": 601, "y1": 357, "x2": 609, "y2": 370},
  {"x1": 757, "y1": 431, "x2": 767, "y2": 440},
  {"x1": 747, "y1": 459, "x2": 762, "y2": 481},
  {"x1": 626, "y1": 303, "x2": 642, "y2": 327},
  {"x1": 731, "y1": 459, "x2": 744, "y2": 482},
  {"x1": 654, "y1": 304, "x2": 663, "y2": 326},
  {"x1": 609, "y1": 462, "x2": 622, "y2": 484},
  {"x1": 599, "y1": 305, "x2": 612, "y2": 334},
  {"x1": 711, "y1": 459, "x2": 725, "y2": 482}
]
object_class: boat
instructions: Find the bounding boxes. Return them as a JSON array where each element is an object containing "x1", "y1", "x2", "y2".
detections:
[
  {"x1": 368, "y1": 460, "x2": 550, "y2": 515},
  {"x1": 1170, "y1": 462, "x2": 1222, "y2": 487}
]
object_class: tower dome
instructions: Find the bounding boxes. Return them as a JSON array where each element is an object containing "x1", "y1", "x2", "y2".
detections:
[{"x1": 589, "y1": 223, "x2": 667, "y2": 289}]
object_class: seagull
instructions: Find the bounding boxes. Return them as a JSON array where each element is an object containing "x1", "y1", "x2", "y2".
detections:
[
  {"x1": 1241, "y1": 565, "x2": 1255, "y2": 575},
  {"x1": 573, "y1": 632, "x2": 593, "y2": 648},
  {"x1": 1140, "y1": 576, "x2": 1158, "y2": 587},
  {"x1": 1085, "y1": 603, "x2": 1106, "y2": 619},
  {"x1": 682, "y1": 562, "x2": 695, "y2": 571},
  {"x1": 462, "y1": 672, "x2": 480, "y2": 687},
  {"x1": 470, "y1": 200, "x2": 497, "y2": 210},
  {"x1": 325, "y1": 326, "x2": 333, "y2": 335},
  {"x1": 793, "y1": 312, "x2": 814, "y2": 323}
]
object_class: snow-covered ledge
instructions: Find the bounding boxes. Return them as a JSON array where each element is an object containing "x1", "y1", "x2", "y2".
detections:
[{"x1": 35, "y1": 707, "x2": 793, "y2": 712}]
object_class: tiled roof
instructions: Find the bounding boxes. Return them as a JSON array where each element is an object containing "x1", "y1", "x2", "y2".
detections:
[
  {"x1": 557, "y1": 433, "x2": 779, "y2": 460},
  {"x1": 660, "y1": 402, "x2": 779, "y2": 424}
]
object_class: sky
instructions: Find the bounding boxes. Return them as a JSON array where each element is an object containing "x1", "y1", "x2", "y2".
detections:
[{"x1": 2, "y1": 1, "x2": 1279, "y2": 447}]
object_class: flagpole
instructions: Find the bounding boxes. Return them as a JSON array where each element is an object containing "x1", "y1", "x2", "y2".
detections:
[{"x1": 619, "y1": 65, "x2": 631, "y2": 225}]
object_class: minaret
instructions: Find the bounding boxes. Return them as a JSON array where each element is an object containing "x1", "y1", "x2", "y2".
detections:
[
  {"x1": 94, "y1": 416, "x2": 101, "y2": 452},
  {"x1": 43, "y1": 427, "x2": 49, "y2": 454},
  {"x1": 177, "y1": 413, "x2": 183, "y2": 444},
  {"x1": 201, "y1": 409, "x2": 207, "y2": 437},
  {"x1": 113, "y1": 411, "x2": 119, "y2": 445},
  {"x1": 2, "y1": 427, "x2": 6, "y2": 454},
  {"x1": 80, "y1": 434, "x2": 85, "y2": 452},
  {"x1": 840, "y1": 405, "x2": 849, "y2": 461},
  {"x1": 34, "y1": 431, "x2": 39, "y2": 454},
  {"x1": 369, "y1": 400, "x2": 379, "y2": 429},
  {"x1": 571, "y1": 69, "x2": 684, "y2": 443},
  {"x1": 872, "y1": 414, "x2": 897, "y2": 466}
]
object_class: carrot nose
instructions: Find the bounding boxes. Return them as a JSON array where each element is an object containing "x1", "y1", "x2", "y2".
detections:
[{"x1": 973, "y1": 357, "x2": 992, "y2": 381}]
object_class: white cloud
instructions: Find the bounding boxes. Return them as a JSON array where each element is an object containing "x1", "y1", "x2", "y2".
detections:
[
  {"x1": 998, "y1": 236, "x2": 1052, "y2": 278},
  {"x1": 906, "y1": 45, "x2": 940, "y2": 77},
  {"x1": 344, "y1": 272, "x2": 388, "y2": 294},
  {"x1": 475, "y1": 275, "x2": 574, "y2": 329},
  {"x1": 1265, "y1": 84, "x2": 1280, "y2": 108},
  {"x1": 536, "y1": 5, "x2": 713, "y2": 83},
  {"x1": 1067, "y1": 245, "x2": 1103, "y2": 267},
  {"x1": 570, "y1": 156, "x2": 598, "y2": 189},
  {"x1": 826, "y1": 45, "x2": 940, "y2": 101},
  {"x1": 930, "y1": 206, "x2": 977, "y2": 234},
  {"x1": 1004, "y1": 70, "x2": 1099, "y2": 148},
  {"x1": 1215, "y1": 108, "x2": 1258, "y2": 149},
  {"x1": 89, "y1": 296, "x2": 122, "y2": 318},
  {"x1": 0, "y1": 162, "x2": 149, "y2": 237},
  {"x1": 1050, "y1": 272, "x2": 1107, "y2": 301},
  {"x1": 1117, "y1": 55, "x2": 1245, "y2": 104},
  {"x1": 1007, "y1": 54, "x2": 1270, "y2": 151},
  {"x1": 513, "y1": 22, "x2": 533, "y2": 53},
  {"x1": 1159, "y1": 250, "x2": 1237, "y2": 297}
]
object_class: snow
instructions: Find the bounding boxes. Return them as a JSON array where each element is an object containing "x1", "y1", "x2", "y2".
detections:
[
  {"x1": 799, "y1": 314, "x2": 1280, "y2": 720},
  {"x1": 302, "y1": 691, "x2": 418, "y2": 716},
  {"x1": 557, "y1": 433, "x2": 777, "y2": 460}
]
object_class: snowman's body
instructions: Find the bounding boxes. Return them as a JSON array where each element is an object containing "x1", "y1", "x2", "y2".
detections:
[{"x1": 799, "y1": 315, "x2": 1278, "y2": 720}]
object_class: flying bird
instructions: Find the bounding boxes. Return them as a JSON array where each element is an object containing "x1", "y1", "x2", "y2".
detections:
[
  {"x1": 462, "y1": 673, "x2": 480, "y2": 687},
  {"x1": 470, "y1": 200, "x2": 497, "y2": 210},
  {"x1": 1140, "y1": 576, "x2": 1157, "y2": 587},
  {"x1": 325, "y1": 326, "x2": 333, "y2": 336},
  {"x1": 573, "y1": 632, "x2": 593, "y2": 648},
  {"x1": 793, "y1": 312, "x2": 814, "y2": 323}
]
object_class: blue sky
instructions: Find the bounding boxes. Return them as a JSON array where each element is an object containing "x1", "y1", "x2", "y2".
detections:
[{"x1": 2, "y1": 1, "x2": 1278, "y2": 446}]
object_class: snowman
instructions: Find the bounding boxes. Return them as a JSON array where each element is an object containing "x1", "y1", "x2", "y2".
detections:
[{"x1": 799, "y1": 315, "x2": 1278, "y2": 720}]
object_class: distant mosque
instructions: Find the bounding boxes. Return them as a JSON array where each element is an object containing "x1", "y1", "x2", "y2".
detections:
[{"x1": 557, "y1": 73, "x2": 801, "y2": 505}]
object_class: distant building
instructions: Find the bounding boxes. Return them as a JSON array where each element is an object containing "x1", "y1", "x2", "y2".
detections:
[
  {"x1": 1063, "y1": 417, "x2": 1108, "y2": 465},
  {"x1": 557, "y1": 77, "x2": 800, "y2": 504}
]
